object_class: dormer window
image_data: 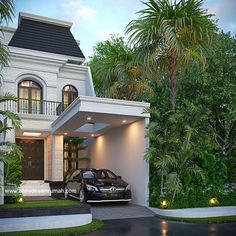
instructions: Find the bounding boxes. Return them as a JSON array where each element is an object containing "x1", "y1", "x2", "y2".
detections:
[{"x1": 62, "y1": 85, "x2": 78, "y2": 110}]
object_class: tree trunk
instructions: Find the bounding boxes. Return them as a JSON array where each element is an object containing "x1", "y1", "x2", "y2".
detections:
[
  {"x1": 167, "y1": 56, "x2": 178, "y2": 110},
  {"x1": 160, "y1": 172, "x2": 164, "y2": 196},
  {"x1": 170, "y1": 75, "x2": 177, "y2": 110}
]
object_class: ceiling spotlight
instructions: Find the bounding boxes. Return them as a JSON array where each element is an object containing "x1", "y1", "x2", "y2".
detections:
[{"x1": 122, "y1": 120, "x2": 127, "y2": 123}]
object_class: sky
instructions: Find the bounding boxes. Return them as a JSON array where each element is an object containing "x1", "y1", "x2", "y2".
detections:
[{"x1": 6, "y1": 0, "x2": 236, "y2": 60}]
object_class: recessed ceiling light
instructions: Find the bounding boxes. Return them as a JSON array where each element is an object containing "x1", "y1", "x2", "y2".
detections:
[
  {"x1": 87, "y1": 117, "x2": 92, "y2": 121},
  {"x1": 23, "y1": 132, "x2": 41, "y2": 137},
  {"x1": 122, "y1": 120, "x2": 127, "y2": 123}
]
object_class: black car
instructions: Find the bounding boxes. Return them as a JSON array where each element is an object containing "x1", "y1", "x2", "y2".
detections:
[{"x1": 65, "y1": 168, "x2": 132, "y2": 203}]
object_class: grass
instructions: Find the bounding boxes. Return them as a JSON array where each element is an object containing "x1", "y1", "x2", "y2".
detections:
[
  {"x1": 0, "y1": 219, "x2": 104, "y2": 236},
  {"x1": 0, "y1": 200, "x2": 80, "y2": 209},
  {"x1": 156, "y1": 214, "x2": 236, "y2": 223}
]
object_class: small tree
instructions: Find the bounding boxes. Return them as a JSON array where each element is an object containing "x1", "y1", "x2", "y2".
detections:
[
  {"x1": 0, "y1": 93, "x2": 22, "y2": 162},
  {"x1": 88, "y1": 35, "x2": 153, "y2": 101},
  {"x1": 0, "y1": 93, "x2": 23, "y2": 204}
]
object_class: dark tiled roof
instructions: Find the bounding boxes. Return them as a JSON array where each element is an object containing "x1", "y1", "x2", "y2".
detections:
[{"x1": 9, "y1": 18, "x2": 85, "y2": 58}]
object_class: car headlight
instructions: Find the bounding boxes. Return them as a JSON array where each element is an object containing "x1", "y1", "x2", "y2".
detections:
[
  {"x1": 86, "y1": 184, "x2": 98, "y2": 192},
  {"x1": 126, "y1": 184, "x2": 131, "y2": 190}
]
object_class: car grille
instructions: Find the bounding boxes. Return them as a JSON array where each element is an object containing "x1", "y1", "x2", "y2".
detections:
[{"x1": 99, "y1": 186, "x2": 125, "y2": 193}]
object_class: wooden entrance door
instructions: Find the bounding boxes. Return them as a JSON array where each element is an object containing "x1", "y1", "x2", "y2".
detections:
[{"x1": 16, "y1": 139, "x2": 44, "y2": 180}]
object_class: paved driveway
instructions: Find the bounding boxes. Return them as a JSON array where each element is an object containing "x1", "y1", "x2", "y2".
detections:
[
  {"x1": 82, "y1": 217, "x2": 236, "y2": 236},
  {"x1": 90, "y1": 203, "x2": 155, "y2": 220}
]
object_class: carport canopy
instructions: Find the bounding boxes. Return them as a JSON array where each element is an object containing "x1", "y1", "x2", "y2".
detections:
[
  {"x1": 51, "y1": 95, "x2": 150, "y2": 137},
  {"x1": 51, "y1": 96, "x2": 150, "y2": 206}
]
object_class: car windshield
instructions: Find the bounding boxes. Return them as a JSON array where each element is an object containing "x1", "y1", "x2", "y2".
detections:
[
  {"x1": 94, "y1": 170, "x2": 117, "y2": 179},
  {"x1": 106, "y1": 170, "x2": 117, "y2": 179},
  {"x1": 82, "y1": 170, "x2": 96, "y2": 179}
]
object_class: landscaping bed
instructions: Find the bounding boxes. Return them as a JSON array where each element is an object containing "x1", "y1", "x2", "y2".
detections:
[
  {"x1": 0, "y1": 200, "x2": 90, "y2": 218},
  {"x1": 156, "y1": 214, "x2": 236, "y2": 223},
  {"x1": 0, "y1": 219, "x2": 104, "y2": 236},
  {"x1": 0, "y1": 199, "x2": 93, "y2": 233},
  {"x1": 0, "y1": 200, "x2": 80, "y2": 209}
]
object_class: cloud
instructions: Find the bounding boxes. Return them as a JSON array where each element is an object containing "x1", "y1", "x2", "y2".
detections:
[
  {"x1": 204, "y1": 0, "x2": 236, "y2": 34},
  {"x1": 61, "y1": 0, "x2": 96, "y2": 28}
]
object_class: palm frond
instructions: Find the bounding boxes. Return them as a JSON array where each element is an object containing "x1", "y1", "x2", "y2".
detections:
[
  {"x1": 0, "y1": 110, "x2": 21, "y2": 130},
  {"x1": 0, "y1": 141, "x2": 23, "y2": 162},
  {"x1": 0, "y1": 0, "x2": 14, "y2": 24},
  {"x1": 0, "y1": 93, "x2": 18, "y2": 103}
]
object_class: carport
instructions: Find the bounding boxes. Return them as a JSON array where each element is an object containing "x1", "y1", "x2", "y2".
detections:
[{"x1": 51, "y1": 95, "x2": 150, "y2": 206}]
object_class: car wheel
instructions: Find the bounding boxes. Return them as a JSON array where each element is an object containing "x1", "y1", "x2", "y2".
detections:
[{"x1": 79, "y1": 188, "x2": 86, "y2": 203}]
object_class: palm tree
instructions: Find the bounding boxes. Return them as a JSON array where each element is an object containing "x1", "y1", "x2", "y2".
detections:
[
  {"x1": 0, "y1": 0, "x2": 15, "y2": 67},
  {"x1": 0, "y1": 93, "x2": 22, "y2": 162},
  {"x1": 89, "y1": 35, "x2": 153, "y2": 101},
  {"x1": 126, "y1": 0, "x2": 216, "y2": 109}
]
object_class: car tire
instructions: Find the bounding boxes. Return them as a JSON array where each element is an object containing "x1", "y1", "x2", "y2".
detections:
[{"x1": 79, "y1": 188, "x2": 86, "y2": 203}]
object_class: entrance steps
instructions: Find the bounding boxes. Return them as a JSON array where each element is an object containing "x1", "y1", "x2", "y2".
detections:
[{"x1": 20, "y1": 181, "x2": 51, "y2": 197}]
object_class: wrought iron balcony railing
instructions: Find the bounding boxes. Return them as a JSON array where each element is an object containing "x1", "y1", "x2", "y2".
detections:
[{"x1": 2, "y1": 98, "x2": 62, "y2": 116}]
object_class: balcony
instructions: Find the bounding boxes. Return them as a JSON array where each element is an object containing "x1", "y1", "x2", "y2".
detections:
[{"x1": 2, "y1": 98, "x2": 62, "y2": 116}]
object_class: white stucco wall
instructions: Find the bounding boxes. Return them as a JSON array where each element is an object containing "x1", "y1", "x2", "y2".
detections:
[
  {"x1": 51, "y1": 135, "x2": 63, "y2": 181},
  {"x1": 89, "y1": 118, "x2": 149, "y2": 206},
  {"x1": 46, "y1": 135, "x2": 52, "y2": 181}
]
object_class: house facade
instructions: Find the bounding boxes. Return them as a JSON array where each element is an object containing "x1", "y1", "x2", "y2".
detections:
[{"x1": 0, "y1": 13, "x2": 150, "y2": 206}]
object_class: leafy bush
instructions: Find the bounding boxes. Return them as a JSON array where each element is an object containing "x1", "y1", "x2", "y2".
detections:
[
  {"x1": 225, "y1": 154, "x2": 236, "y2": 183},
  {"x1": 4, "y1": 151, "x2": 22, "y2": 204},
  {"x1": 150, "y1": 184, "x2": 236, "y2": 209}
]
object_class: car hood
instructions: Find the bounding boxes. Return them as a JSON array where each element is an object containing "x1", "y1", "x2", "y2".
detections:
[{"x1": 85, "y1": 178, "x2": 128, "y2": 187}]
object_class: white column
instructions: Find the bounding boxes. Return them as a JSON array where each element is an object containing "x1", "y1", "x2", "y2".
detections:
[
  {"x1": 51, "y1": 135, "x2": 63, "y2": 181},
  {"x1": 144, "y1": 117, "x2": 150, "y2": 207},
  {"x1": 0, "y1": 162, "x2": 4, "y2": 205}
]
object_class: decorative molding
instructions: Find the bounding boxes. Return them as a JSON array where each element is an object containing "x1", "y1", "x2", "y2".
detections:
[
  {"x1": 0, "y1": 26, "x2": 16, "y2": 33},
  {"x1": 19, "y1": 12, "x2": 72, "y2": 28},
  {"x1": 149, "y1": 206, "x2": 236, "y2": 218},
  {"x1": 9, "y1": 47, "x2": 85, "y2": 65}
]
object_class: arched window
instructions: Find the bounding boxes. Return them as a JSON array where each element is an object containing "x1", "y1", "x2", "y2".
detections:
[
  {"x1": 18, "y1": 80, "x2": 42, "y2": 114},
  {"x1": 62, "y1": 85, "x2": 78, "y2": 110}
]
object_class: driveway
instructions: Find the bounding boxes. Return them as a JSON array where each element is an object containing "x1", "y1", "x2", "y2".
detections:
[
  {"x1": 82, "y1": 217, "x2": 236, "y2": 236},
  {"x1": 90, "y1": 203, "x2": 155, "y2": 220}
]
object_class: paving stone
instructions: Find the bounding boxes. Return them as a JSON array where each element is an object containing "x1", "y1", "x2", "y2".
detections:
[{"x1": 91, "y1": 203, "x2": 155, "y2": 220}]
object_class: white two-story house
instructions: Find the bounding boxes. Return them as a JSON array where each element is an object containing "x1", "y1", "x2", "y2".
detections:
[{"x1": 0, "y1": 12, "x2": 150, "y2": 206}]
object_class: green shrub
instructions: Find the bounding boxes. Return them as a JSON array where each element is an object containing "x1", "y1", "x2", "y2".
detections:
[{"x1": 4, "y1": 151, "x2": 22, "y2": 204}]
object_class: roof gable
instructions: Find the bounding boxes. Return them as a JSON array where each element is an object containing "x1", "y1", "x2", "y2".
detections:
[{"x1": 9, "y1": 17, "x2": 85, "y2": 59}]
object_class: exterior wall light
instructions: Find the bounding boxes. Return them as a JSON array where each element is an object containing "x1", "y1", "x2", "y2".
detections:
[
  {"x1": 87, "y1": 117, "x2": 92, "y2": 121},
  {"x1": 209, "y1": 197, "x2": 219, "y2": 206},
  {"x1": 160, "y1": 199, "x2": 168, "y2": 209},
  {"x1": 122, "y1": 120, "x2": 127, "y2": 123},
  {"x1": 18, "y1": 196, "x2": 24, "y2": 203},
  {"x1": 91, "y1": 134, "x2": 95, "y2": 137}
]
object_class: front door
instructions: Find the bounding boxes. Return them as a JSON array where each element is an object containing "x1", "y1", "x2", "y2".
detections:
[{"x1": 16, "y1": 139, "x2": 44, "y2": 180}]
